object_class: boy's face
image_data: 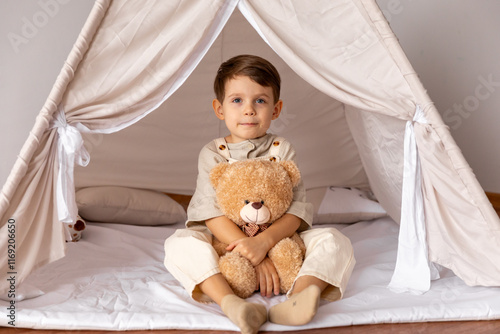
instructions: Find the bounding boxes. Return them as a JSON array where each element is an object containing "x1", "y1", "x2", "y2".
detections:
[{"x1": 213, "y1": 75, "x2": 282, "y2": 143}]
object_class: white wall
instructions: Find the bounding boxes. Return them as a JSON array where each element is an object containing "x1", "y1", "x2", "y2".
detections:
[{"x1": 1, "y1": 0, "x2": 499, "y2": 192}]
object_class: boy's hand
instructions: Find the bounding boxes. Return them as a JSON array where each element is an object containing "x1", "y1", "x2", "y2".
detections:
[
  {"x1": 225, "y1": 214, "x2": 301, "y2": 266},
  {"x1": 226, "y1": 236, "x2": 270, "y2": 266},
  {"x1": 254, "y1": 257, "x2": 280, "y2": 297}
]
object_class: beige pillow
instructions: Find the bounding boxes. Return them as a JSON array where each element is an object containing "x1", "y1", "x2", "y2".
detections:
[
  {"x1": 307, "y1": 186, "x2": 387, "y2": 224},
  {"x1": 76, "y1": 186, "x2": 187, "y2": 225}
]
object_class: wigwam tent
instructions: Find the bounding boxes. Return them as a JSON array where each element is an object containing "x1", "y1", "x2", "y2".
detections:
[{"x1": 1, "y1": 0, "x2": 500, "y2": 330}]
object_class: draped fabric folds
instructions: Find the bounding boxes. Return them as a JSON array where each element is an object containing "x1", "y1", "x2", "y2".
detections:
[
  {"x1": 53, "y1": 0, "x2": 238, "y2": 230},
  {"x1": 1, "y1": 0, "x2": 499, "y2": 296},
  {"x1": 0, "y1": 0, "x2": 113, "y2": 295},
  {"x1": 239, "y1": 0, "x2": 416, "y2": 119}
]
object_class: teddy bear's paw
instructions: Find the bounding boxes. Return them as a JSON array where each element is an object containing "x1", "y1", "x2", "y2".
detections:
[
  {"x1": 219, "y1": 252, "x2": 257, "y2": 299},
  {"x1": 212, "y1": 238, "x2": 229, "y2": 257},
  {"x1": 290, "y1": 233, "x2": 306, "y2": 257},
  {"x1": 268, "y1": 238, "x2": 304, "y2": 294}
]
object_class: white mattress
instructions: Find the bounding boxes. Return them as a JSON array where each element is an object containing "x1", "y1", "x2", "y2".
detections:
[{"x1": 2, "y1": 217, "x2": 500, "y2": 331}]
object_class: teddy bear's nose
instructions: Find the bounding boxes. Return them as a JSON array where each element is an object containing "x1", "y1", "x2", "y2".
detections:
[{"x1": 252, "y1": 202, "x2": 262, "y2": 210}]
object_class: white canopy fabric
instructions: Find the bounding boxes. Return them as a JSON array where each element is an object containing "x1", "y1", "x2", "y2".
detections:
[{"x1": 1, "y1": 0, "x2": 499, "y2": 297}]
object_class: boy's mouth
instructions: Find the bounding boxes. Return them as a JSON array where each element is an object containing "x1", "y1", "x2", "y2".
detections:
[{"x1": 239, "y1": 122, "x2": 258, "y2": 126}]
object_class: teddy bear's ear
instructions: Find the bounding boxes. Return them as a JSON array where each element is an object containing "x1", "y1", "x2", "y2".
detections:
[
  {"x1": 279, "y1": 160, "x2": 301, "y2": 187},
  {"x1": 209, "y1": 162, "x2": 230, "y2": 188}
]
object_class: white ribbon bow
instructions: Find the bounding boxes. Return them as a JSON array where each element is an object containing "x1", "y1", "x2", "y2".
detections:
[{"x1": 50, "y1": 107, "x2": 90, "y2": 223}]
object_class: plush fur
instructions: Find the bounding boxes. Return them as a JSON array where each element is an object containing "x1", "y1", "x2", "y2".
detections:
[{"x1": 209, "y1": 159, "x2": 306, "y2": 298}]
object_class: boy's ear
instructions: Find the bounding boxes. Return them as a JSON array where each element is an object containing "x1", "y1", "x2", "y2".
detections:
[
  {"x1": 213, "y1": 99, "x2": 224, "y2": 120},
  {"x1": 272, "y1": 100, "x2": 283, "y2": 120}
]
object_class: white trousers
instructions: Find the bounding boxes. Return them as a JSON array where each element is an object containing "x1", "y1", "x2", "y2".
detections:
[{"x1": 164, "y1": 226, "x2": 355, "y2": 303}]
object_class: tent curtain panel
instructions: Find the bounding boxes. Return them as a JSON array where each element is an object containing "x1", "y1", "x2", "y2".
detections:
[
  {"x1": 239, "y1": 0, "x2": 417, "y2": 119},
  {"x1": 360, "y1": 0, "x2": 500, "y2": 286},
  {"x1": 61, "y1": 0, "x2": 238, "y2": 134},
  {"x1": 55, "y1": 0, "x2": 238, "y2": 223},
  {"x1": 0, "y1": 0, "x2": 113, "y2": 295}
]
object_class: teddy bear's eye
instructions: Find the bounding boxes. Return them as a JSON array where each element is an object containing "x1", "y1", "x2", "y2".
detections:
[
  {"x1": 260, "y1": 200, "x2": 265, "y2": 205},
  {"x1": 244, "y1": 200, "x2": 250, "y2": 205}
]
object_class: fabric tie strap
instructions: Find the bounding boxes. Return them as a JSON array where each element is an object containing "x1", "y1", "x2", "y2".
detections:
[
  {"x1": 242, "y1": 223, "x2": 271, "y2": 237},
  {"x1": 389, "y1": 104, "x2": 438, "y2": 295},
  {"x1": 50, "y1": 106, "x2": 90, "y2": 224}
]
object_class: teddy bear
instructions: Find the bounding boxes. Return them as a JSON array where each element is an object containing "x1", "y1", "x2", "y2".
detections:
[{"x1": 209, "y1": 159, "x2": 306, "y2": 299}]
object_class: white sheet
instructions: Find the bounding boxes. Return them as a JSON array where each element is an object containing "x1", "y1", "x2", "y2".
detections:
[{"x1": 2, "y1": 217, "x2": 500, "y2": 331}]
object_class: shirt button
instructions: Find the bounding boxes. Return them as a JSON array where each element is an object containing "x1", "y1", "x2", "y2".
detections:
[{"x1": 247, "y1": 144, "x2": 254, "y2": 150}]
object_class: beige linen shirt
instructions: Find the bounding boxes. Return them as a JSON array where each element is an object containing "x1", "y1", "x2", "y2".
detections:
[{"x1": 186, "y1": 133, "x2": 313, "y2": 231}]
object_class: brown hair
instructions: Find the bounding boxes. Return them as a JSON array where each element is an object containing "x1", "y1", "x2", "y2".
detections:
[{"x1": 214, "y1": 54, "x2": 281, "y2": 103}]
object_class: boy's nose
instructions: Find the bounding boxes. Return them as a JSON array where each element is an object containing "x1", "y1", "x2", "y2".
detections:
[{"x1": 244, "y1": 104, "x2": 256, "y2": 116}]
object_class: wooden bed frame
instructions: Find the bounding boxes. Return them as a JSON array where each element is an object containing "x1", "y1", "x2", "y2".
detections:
[
  {"x1": 3, "y1": 193, "x2": 498, "y2": 333},
  {"x1": 486, "y1": 192, "x2": 500, "y2": 217},
  {"x1": 2, "y1": 320, "x2": 500, "y2": 334}
]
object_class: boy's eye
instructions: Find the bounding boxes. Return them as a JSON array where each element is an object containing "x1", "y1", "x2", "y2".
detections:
[
  {"x1": 232, "y1": 98, "x2": 242, "y2": 103},
  {"x1": 255, "y1": 98, "x2": 266, "y2": 104}
]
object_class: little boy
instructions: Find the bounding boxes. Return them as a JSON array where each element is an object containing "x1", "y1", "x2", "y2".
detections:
[{"x1": 164, "y1": 55, "x2": 355, "y2": 334}]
